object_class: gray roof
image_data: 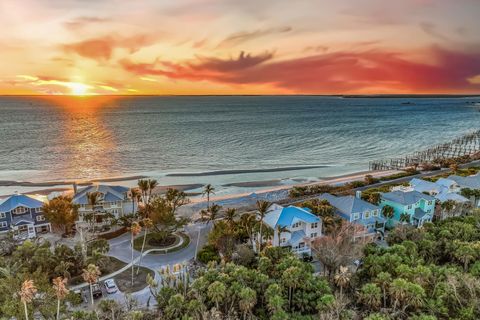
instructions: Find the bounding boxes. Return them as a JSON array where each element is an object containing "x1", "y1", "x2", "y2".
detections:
[
  {"x1": 413, "y1": 208, "x2": 430, "y2": 220},
  {"x1": 381, "y1": 190, "x2": 435, "y2": 206},
  {"x1": 319, "y1": 193, "x2": 379, "y2": 215},
  {"x1": 447, "y1": 174, "x2": 480, "y2": 190},
  {"x1": 73, "y1": 185, "x2": 129, "y2": 205},
  {"x1": 11, "y1": 215, "x2": 34, "y2": 226}
]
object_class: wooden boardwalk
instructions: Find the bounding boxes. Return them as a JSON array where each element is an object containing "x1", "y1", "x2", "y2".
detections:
[{"x1": 369, "y1": 130, "x2": 480, "y2": 171}]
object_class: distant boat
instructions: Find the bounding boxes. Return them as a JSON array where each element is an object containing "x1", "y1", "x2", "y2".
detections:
[{"x1": 401, "y1": 102, "x2": 415, "y2": 105}]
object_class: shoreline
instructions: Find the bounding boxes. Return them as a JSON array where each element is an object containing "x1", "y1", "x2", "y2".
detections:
[
  {"x1": 188, "y1": 169, "x2": 400, "y2": 205},
  {"x1": 0, "y1": 169, "x2": 397, "y2": 199}
]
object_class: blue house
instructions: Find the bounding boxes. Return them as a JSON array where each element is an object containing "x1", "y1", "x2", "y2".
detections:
[
  {"x1": 0, "y1": 193, "x2": 50, "y2": 239},
  {"x1": 319, "y1": 193, "x2": 385, "y2": 240},
  {"x1": 263, "y1": 205, "x2": 322, "y2": 256},
  {"x1": 379, "y1": 190, "x2": 435, "y2": 227}
]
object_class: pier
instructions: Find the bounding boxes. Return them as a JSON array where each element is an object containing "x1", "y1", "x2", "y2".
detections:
[{"x1": 369, "y1": 130, "x2": 480, "y2": 171}]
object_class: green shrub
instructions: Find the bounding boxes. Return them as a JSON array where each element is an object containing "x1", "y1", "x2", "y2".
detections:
[{"x1": 197, "y1": 244, "x2": 220, "y2": 264}]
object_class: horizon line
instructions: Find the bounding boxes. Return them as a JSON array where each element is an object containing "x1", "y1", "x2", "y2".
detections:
[{"x1": 1, "y1": 93, "x2": 480, "y2": 98}]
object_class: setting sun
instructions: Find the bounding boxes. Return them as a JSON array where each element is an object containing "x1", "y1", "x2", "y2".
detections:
[{"x1": 69, "y1": 82, "x2": 89, "y2": 95}]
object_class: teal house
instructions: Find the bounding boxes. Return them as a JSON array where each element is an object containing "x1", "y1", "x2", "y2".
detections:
[{"x1": 379, "y1": 190, "x2": 436, "y2": 227}]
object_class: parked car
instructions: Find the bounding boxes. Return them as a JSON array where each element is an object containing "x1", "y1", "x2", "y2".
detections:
[
  {"x1": 103, "y1": 279, "x2": 118, "y2": 294},
  {"x1": 92, "y1": 283, "x2": 103, "y2": 298}
]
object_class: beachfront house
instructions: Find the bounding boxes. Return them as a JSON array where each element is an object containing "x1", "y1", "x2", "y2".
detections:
[
  {"x1": 263, "y1": 205, "x2": 322, "y2": 256},
  {"x1": 0, "y1": 193, "x2": 51, "y2": 239},
  {"x1": 379, "y1": 190, "x2": 436, "y2": 227},
  {"x1": 73, "y1": 185, "x2": 133, "y2": 227},
  {"x1": 446, "y1": 174, "x2": 480, "y2": 207},
  {"x1": 392, "y1": 178, "x2": 469, "y2": 204},
  {"x1": 319, "y1": 192, "x2": 385, "y2": 241}
]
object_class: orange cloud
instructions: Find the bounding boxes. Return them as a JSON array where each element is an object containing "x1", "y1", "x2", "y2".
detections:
[
  {"x1": 63, "y1": 34, "x2": 155, "y2": 61},
  {"x1": 119, "y1": 47, "x2": 480, "y2": 93}
]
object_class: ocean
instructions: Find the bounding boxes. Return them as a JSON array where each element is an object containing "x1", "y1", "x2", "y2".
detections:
[{"x1": 1, "y1": 95, "x2": 479, "y2": 196}]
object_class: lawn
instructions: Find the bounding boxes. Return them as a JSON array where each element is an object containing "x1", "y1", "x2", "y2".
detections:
[
  {"x1": 132, "y1": 232, "x2": 191, "y2": 254},
  {"x1": 133, "y1": 232, "x2": 182, "y2": 251}
]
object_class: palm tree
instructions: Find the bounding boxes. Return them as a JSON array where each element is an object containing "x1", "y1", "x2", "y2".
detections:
[
  {"x1": 334, "y1": 266, "x2": 351, "y2": 298},
  {"x1": 147, "y1": 179, "x2": 158, "y2": 203},
  {"x1": 82, "y1": 264, "x2": 101, "y2": 307},
  {"x1": 54, "y1": 261, "x2": 74, "y2": 280},
  {"x1": 138, "y1": 179, "x2": 150, "y2": 205},
  {"x1": 52, "y1": 277, "x2": 69, "y2": 320},
  {"x1": 399, "y1": 213, "x2": 411, "y2": 224},
  {"x1": 224, "y1": 208, "x2": 237, "y2": 229},
  {"x1": 282, "y1": 266, "x2": 302, "y2": 310},
  {"x1": 389, "y1": 278, "x2": 408, "y2": 312},
  {"x1": 19, "y1": 279, "x2": 37, "y2": 320},
  {"x1": 130, "y1": 221, "x2": 142, "y2": 285},
  {"x1": 381, "y1": 205, "x2": 395, "y2": 227},
  {"x1": 129, "y1": 188, "x2": 141, "y2": 214},
  {"x1": 202, "y1": 203, "x2": 221, "y2": 225},
  {"x1": 137, "y1": 218, "x2": 154, "y2": 275},
  {"x1": 86, "y1": 191, "x2": 101, "y2": 234},
  {"x1": 207, "y1": 281, "x2": 226, "y2": 311},
  {"x1": 273, "y1": 225, "x2": 290, "y2": 246},
  {"x1": 202, "y1": 184, "x2": 215, "y2": 209},
  {"x1": 256, "y1": 200, "x2": 271, "y2": 251},
  {"x1": 238, "y1": 287, "x2": 257, "y2": 320},
  {"x1": 374, "y1": 272, "x2": 392, "y2": 309},
  {"x1": 358, "y1": 283, "x2": 381, "y2": 310},
  {"x1": 240, "y1": 213, "x2": 258, "y2": 252}
]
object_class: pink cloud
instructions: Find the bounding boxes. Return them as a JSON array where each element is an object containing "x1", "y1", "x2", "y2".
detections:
[{"x1": 120, "y1": 47, "x2": 480, "y2": 93}]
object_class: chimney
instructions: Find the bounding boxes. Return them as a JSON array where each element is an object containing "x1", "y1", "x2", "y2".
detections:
[
  {"x1": 356, "y1": 190, "x2": 362, "y2": 199},
  {"x1": 73, "y1": 182, "x2": 78, "y2": 194}
]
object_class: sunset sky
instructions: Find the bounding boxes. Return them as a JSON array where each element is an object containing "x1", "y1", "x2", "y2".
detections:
[{"x1": 1, "y1": 0, "x2": 480, "y2": 95}]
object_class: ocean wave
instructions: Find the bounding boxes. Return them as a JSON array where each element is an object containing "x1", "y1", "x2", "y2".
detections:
[{"x1": 166, "y1": 166, "x2": 330, "y2": 177}]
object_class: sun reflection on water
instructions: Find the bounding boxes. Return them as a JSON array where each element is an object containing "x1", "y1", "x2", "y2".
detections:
[{"x1": 41, "y1": 96, "x2": 122, "y2": 181}]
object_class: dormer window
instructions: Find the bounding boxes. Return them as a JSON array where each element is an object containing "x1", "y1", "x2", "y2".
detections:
[
  {"x1": 12, "y1": 206, "x2": 28, "y2": 215},
  {"x1": 353, "y1": 212, "x2": 360, "y2": 220},
  {"x1": 372, "y1": 210, "x2": 378, "y2": 217},
  {"x1": 0, "y1": 212, "x2": 5, "y2": 219},
  {"x1": 364, "y1": 211, "x2": 371, "y2": 219}
]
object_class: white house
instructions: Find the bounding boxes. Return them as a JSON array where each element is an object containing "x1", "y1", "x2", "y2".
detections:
[
  {"x1": 263, "y1": 205, "x2": 322, "y2": 256},
  {"x1": 393, "y1": 178, "x2": 469, "y2": 204}
]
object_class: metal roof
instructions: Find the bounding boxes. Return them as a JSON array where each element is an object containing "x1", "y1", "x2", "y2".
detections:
[
  {"x1": 263, "y1": 205, "x2": 320, "y2": 229},
  {"x1": 0, "y1": 194, "x2": 44, "y2": 212},
  {"x1": 381, "y1": 190, "x2": 435, "y2": 206},
  {"x1": 319, "y1": 193, "x2": 379, "y2": 215}
]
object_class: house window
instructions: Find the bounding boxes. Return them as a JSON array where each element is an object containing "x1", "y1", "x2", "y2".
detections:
[
  {"x1": 407, "y1": 205, "x2": 412, "y2": 209},
  {"x1": 364, "y1": 211, "x2": 371, "y2": 219},
  {"x1": 292, "y1": 222, "x2": 301, "y2": 228},
  {"x1": 373, "y1": 210, "x2": 378, "y2": 217},
  {"x1": 298, "y1": 242, "x2": 305, "y2": 248},
  {"x1": 13, "y1": 207, "x2": 28, "y2": 214},
  {"x1": 0, "y1": 221, "x2": 7, "y2": 228},
  {"x1": 427, "y1": 201, "x2": 432, "y2": 205},
  {"x1": 353, "y1": 212, "x2": 360, "y2": 220},
  {"x1": 36, "y1": 215, "x2": 45, "y2": 222},
  {"x1": 311, "y1": 222, "x2": 318, "y2": 229},
  {"x1": 35, "y1": 207, "x2": 41, "y2": 213},
  {"x1": 280, "y1": 238, "x2": 286, "y2": 244},
  {"x1": 0, "y1": 212, "x2": 5, "y2": 219},
  {"x1": 310, "y1": 232, "x2": 317, "y2": 238}
]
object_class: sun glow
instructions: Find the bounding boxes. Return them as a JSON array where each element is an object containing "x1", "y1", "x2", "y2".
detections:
[{"x1": 68, "y1": 82, "x2": 90, "y2": 95}]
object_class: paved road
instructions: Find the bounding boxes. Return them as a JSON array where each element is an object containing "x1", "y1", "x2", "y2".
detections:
[{"x1": 74, "y1": 222, "x2": 211, "y2": 307}]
